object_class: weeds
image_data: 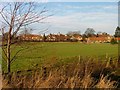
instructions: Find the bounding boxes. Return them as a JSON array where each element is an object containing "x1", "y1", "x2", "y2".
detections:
[{"x1": 2, "y1": 57, "x2": 119, "y2": 88}]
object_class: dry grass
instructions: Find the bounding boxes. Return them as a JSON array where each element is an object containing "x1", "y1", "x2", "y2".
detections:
[
  {"x1": 96, "y1": 75, "x2": 117, "y2": 88},
  {"x1": 2, "y1": 57, "x2": 118, "y2": 88}
]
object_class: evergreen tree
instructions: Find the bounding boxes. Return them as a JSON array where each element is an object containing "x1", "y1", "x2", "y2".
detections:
[
  {"x1": 43, "y1": 33, "x2": 47, "y2": 42},
  {"x1": 114, "y1": 26, "x2": 120, "y2": 37}
]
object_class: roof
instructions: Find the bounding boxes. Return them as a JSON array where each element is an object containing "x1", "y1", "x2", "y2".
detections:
[
  {"x1": 89, "y1": 36, "x2": 108, "y2": 41},
  {"x1": 19, "y1": 34, "x2": 42, "y2": 37},
  {"x1": 115, "y1": 37, "x2": 120, "y2": 40}
]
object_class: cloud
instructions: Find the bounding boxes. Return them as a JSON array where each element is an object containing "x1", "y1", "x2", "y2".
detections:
[
  {"x1": 64, "y1": 4, "x2": 117, "y2": 10},
  {"x1": 56, "y1": 3, "x2": 118, "y2": 14},
  {"x1": 0, "y1": 0, "x2": 49, "y2": 2},
  {"x1": 47, "y1": 0, "x2": 118, "y2": 2},
  {"x1": 43, "y1": 2, "x2": 118, "y2": 34},
  {"x1": 48, "y1": 2, "x2": 118, "y2": 19},
  {"x1": 47, "y1": 12, "x2": 117, "y2": 34},
  {"x1": 0, "y1": 2, "x2": 117, "y2": 35}
]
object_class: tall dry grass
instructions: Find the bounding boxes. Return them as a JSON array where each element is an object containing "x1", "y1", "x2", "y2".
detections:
[{"x1": 2, "y1": 57, "x2": 119, "y2": 88}]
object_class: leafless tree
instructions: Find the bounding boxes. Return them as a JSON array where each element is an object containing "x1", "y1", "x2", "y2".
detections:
[
  {"x1": 67, "y1": 31, "x2": 81, "y2": 36},
  {"x1": 84, "y1": 28, "x2": 95, "y2": 37},
  {"x1": 19, "y1": 27, "x2": 33, "y2": 35},
  {"x1": 0, "y1": 2, "x2": 52, "y2": 74}
]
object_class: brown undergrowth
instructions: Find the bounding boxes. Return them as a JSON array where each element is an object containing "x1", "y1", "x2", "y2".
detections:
[{"x1": 2, "y1": 57, "x2": 119, "y2": 88}]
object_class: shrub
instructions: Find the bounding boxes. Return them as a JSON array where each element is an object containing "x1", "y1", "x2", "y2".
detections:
[{"x1": 110, "y1": 38, "x2": 117, "y2": 44}]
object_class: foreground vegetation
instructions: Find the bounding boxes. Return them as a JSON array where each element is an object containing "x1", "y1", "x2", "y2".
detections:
[{"x1": 2, "y1": 57, "x2": 120, "y2": 88}]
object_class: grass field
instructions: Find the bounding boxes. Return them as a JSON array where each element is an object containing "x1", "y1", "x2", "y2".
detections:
[{"x1": 2, "y1": 42, "x2": 118, "y2": 72}]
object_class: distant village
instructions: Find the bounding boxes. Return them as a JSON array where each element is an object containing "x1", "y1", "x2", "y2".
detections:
[{"x1": 17, "y1": 32, "x2": 119, "y2": 43}]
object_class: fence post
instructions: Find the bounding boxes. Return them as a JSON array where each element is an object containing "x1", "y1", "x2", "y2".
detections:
[{"x1": 42, "y1": 67, "x2": 47, "y2": 80}]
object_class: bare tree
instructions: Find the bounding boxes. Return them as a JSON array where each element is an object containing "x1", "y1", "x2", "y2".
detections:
[
  {"x1": 84, "y1": 28, "x2": 95, "y2": 37},
  {"x1": 67, "y1": 31, "x2": 81, "y2": 36},
  {"x1": 19, "y1": 27, "x2": 33, "y2": 35},
  {"x1": 0, "y1": 2, "x2": 52, "y2": 74}
]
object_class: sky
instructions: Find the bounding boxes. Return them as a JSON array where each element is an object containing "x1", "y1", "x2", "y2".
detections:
[
  {"x1": 0, "y1": 1, "x2": 118, "y2": 35},
  {"x1": 0, "y1": 0, "x2": 119, "y2": 2},
  {"x1": 31, "y1": 2, "x2": 118, "y2": 35}
]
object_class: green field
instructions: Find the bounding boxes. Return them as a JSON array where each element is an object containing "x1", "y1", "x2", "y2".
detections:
[{"x1": 2, "y1": 42, "x2": 118, "y2": 72}]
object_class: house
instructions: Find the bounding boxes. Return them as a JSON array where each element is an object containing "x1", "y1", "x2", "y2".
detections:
[
  {"x1": 57, "y1": 34, "x2": 68, "y2": 41},
  {"x1": 46, "y1": 34, "x2": 57, "y2": 42},
  {"x1": 115, "y1": 37, "x2": 120, "y2": 42},
  {"x1": 72, "y1": 34, "x2": 82, "y2": 41},
  {"x1": 87, "y1": 34, "x2": 112, "y2": 43},
  {"x1": 46, "y1": 33, "x2": 68, "y2": 42},
  {"x1": 66, "y1": 34, "x2": 82, "y2": 42},
  {"x1": 18, "y1": 34, "x2": 43, "y2": 41}
]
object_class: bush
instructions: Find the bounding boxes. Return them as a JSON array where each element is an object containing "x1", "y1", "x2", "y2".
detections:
[{"x1": 110, "y1": 38, "x2": 118, "y2": 44}]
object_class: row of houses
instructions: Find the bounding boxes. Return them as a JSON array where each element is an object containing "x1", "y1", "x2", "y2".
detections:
[
  {"x1": 18, "y1": 34, "x2": 43, "y2": 41},
  {"x1": 18, "y1": 33, "x2": 115, "y2": 43},
  {"x1": 18, "y1": 33, "x2": 83, "y2": 42}
]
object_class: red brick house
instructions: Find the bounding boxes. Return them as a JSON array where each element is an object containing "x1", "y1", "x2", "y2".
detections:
[
  {"x1": 46, "y1": 34, "x2": 68, "y2": 42},
  {"x1": 87, "y1": 34, "x2": 112, "y2": 43},
  {"x1": 115, "y1": 37, "x2": 120, "y2": 42},
  {"x1": 18, "y1": 34, "x2": 43, "y2": 41},
  {"x1": 57, "y1": 34, "x2": 68, "y2": 41},
  {"x1": 72, "y1": 34, "x2": 82, "y2": 41},
  {"x1": 46, "y1": 34, "x2": 57, "y2": 41}
]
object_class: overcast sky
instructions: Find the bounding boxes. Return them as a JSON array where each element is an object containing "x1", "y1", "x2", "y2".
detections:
[{"x1": 31, "y1": 2, "x2": 118, "y2": 35}]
